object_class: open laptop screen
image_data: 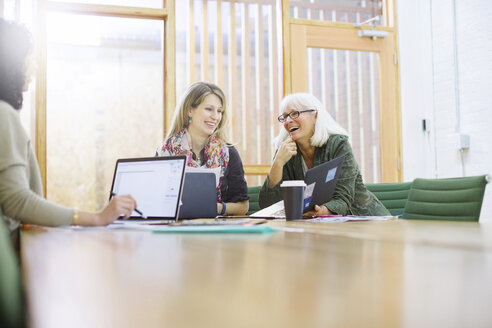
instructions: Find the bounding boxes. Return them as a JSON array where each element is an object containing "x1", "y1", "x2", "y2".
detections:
[{"x1": 109, "y1": 156, "x2": 187, "y2": 220}]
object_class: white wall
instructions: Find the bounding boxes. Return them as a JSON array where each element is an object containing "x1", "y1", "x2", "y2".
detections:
[{"x1": 398, "y1": 0, "x2": 492, "y2": 221}]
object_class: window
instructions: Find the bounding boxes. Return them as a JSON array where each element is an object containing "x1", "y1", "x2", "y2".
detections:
[
  {"x1": 290, "y1": 0, "x2": 387, "y2": 26},
  {"x1": 308, "y1": 48, "x2": 381, "y2": 182},
  {"x1": 175, "y1": 0, "x2": 283, "y2": 185},
  {"x1": 45, "y1": 13, "x2": 165, "y2": 210}
]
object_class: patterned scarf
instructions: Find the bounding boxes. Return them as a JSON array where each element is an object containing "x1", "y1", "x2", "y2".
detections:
[{"x1": 157, "y1": 128, "x2": 229, "y2": 201}]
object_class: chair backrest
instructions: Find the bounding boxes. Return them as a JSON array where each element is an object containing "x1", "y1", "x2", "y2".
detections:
[
  {"x1": 0, "y1": 217, "x2": 25, "y2": 328},
  {"x1": 403, "y1": 175, "x2": 489, "y2": 222},
  {"x1": 365, "y1": 182, "x2": 412, "y2": 216},
  {"x1": 247, "y1": 186, "x2": 262, "y2": 216}
]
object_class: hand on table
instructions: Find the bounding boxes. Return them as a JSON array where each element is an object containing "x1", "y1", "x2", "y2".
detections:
[{"x1": 303, "y1": 205, "x2": 332, "y2": 218}]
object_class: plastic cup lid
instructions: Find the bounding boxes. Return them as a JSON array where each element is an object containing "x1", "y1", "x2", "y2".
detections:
[{"x1": 280, "y1": 180, "x2": 306, "y2": 187}]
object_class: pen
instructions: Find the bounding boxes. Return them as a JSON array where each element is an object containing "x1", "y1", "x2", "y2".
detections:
[
  {"x1": 315, "y1": 215, "x2": 343, "y2": 218},
  {"x1": 110, "y1": 192, "x2": 147, "y2": 219}
]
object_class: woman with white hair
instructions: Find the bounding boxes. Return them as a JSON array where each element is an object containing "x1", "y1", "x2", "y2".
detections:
[{"x1": 258, "y1": 93, "x2": 389, "y2": 217}]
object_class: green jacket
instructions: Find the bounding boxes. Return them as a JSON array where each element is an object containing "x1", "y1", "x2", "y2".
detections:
[{"x1": 259, "y1": 134, "x2": 390, "y2": 216}]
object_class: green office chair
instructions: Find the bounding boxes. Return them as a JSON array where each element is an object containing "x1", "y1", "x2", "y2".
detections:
[
  {"x1": 0, "y1": 217, "x2": 25, "y2": 328},
  {"x1": 247, "y1": 186, "x2": 262, "y2": 216},
  {"x1": 365, "y1": 182, "x2": 413, "y2": 216},
  {"x1": 403, "y1": 175, "x2": 489, "y2": 222}
]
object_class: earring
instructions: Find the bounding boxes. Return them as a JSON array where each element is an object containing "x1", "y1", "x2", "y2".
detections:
[{"x1": 188, "y1": 118, "x2": 192, "y2": 124}]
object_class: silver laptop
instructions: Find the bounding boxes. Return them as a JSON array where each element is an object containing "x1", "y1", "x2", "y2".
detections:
[{"x1": 109, "y1": 156, "x2": 187, "y2": 222}]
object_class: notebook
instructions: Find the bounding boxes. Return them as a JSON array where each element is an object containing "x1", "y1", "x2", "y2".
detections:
[
  {"x1": 251, "y1": 155, "x2": 345, "y2": 218},
  {"x1": 109, "y1": 156, "x2": 187, "y2": 222},
  {"x1": 178, "y1": 172, "x2": 218, "y2": 219}
]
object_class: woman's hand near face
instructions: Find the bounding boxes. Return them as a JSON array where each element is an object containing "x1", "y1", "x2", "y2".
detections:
[
  {"x1": 274, "y1": 137, "x2": 297, "y2": 167},
  {"x1": 267, "y1": 137, "x2": 297, "y2": 188}
]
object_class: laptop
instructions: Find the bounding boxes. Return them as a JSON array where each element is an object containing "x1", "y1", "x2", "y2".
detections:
[
  {"x1": 302, "y1": 155, "x2": 345, "y2": 212},
  {"x1": 250, "y1": 155, "x2": 345, "y2": 218},
  {"x1": 109, "y1": 156, "x2": 187, "y2": 222},
  {"x1": 178, "y1": 172, "x2": 218, "y2": 219}
]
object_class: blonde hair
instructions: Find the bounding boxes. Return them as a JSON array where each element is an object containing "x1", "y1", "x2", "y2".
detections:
[
  {"x1": 273, "y1": 93, "x2": 348, "y2": 150},
  {"x1": 166, "y1": 81, "x2": 229, "y2": 142}
]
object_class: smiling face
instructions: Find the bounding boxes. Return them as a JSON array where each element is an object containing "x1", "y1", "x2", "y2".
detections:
[
  {"x1": 188, "y1": 94, "x2": 223, "y2": 138},
  {"x1": 282, "y1": 105, "x2": 317, "y2": 143}
]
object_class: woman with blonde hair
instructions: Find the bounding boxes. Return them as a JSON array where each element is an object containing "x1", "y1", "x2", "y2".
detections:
[
  {"x1": 259, "y1": 92, "x2": 389, "y2": 217},
  {"x1": 156, "y1": 82, "x2": 249, "y2": 215}
]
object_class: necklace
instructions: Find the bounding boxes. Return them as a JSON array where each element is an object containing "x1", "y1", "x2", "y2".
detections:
[{"x1": 193, "y1": 151, "x2": 201, "y2": 164}]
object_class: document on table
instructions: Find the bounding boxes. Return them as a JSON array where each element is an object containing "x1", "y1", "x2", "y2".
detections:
[
  {"x1": 249, "y1": 201, "x2": 286, "y2": 219},
  {"x1": 305, "y1": 215, "x2": 397, "y2": 223}
]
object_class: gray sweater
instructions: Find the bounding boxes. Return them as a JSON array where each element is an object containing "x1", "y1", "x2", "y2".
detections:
[{"x1": 0, "y1": 100, "x2": 72, "y2": 232}]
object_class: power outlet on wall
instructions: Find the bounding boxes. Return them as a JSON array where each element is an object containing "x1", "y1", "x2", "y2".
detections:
[{"x1": 448, "y1": 133, "x2": 471, "y2": 150}]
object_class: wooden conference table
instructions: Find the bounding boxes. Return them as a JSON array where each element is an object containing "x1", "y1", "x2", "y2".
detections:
[{"x1": 21, "y1": 219, "x2": 492, "y2": 328}]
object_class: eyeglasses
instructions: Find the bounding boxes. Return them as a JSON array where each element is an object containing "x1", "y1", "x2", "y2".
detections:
[{"x1": 277, "y1": 109, "x2": 316, "y2": 123}]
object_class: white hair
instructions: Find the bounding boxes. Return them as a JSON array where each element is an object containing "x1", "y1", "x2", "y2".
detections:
[{"x1": 273, "y1": 93, "x2": 348, "y2": 150}]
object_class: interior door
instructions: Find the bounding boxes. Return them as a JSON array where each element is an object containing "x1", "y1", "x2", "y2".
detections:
[{"x1": 289, "y1": 22, "x2": 400, "y2": 183}]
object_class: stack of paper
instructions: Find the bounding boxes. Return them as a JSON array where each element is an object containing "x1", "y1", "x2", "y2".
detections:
[{"x1": 305, "y1": 215, "x2": 397, "y2": 223}]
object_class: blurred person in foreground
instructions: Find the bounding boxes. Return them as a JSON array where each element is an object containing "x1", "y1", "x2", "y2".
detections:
[{"x1": 0, "y1": 18, "x2": 137, "y2": 245}]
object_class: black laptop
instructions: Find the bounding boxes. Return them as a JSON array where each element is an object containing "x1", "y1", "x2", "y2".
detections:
[
  {"x1": 251, "y1": 155, "x2": 345, "y2": 218},
  {"x1": 178, "y1": 172, "x2": 218, "y2": 219},
  {"x1": 109, "y1": 156, "x2": 187, "y2": 222},
  {"x1": 302, "y1": 155, "x2": 345, "y2": 212}
]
